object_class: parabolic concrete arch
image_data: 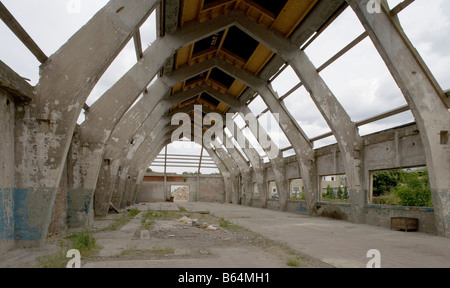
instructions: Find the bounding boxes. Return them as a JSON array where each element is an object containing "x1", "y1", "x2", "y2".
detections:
[{"x1": 0, "y1": 0, "x2": 449, "y2": 254}]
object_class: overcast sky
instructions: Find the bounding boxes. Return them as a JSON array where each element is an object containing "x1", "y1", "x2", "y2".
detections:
[{"x1": 1, "y1": 0, "x2": 449, "y2": 173}]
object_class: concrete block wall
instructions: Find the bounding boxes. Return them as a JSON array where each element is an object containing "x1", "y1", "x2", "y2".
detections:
[
  {"x1": 138, "y1": 174, "x2": 225, "y2": 203},
  {"x1": 244, "y1": 123, "x2": 437, "y2": 234},
  {"x1": 0, "y1": 90, "x2": 15, "y2": 253}
]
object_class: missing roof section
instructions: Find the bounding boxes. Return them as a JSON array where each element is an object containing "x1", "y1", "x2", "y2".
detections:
[
  {"x1": 193, "y1": 31, "x2": 224, "y2": 55},
  {"x1": 251, "y1": 0, "x2": 288, "y2": 17},
  {"x1": 203, "y1": 0, "x2": 288, "y2": 17},
  {"x1": 221, "y1": 26, "x2": 259, "y2": 61},
  {"x1": 185, "y1": 73, "x2": 207, "y2": 86},
  {"x1": 200, "y1": 92, "x2": 221, "y2": 107},
  {"x1": 209, "y1": 68, "x2": 235, "y2": 88}
]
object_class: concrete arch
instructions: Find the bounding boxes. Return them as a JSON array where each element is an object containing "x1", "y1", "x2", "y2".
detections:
[{"x1": 13, "y1": 0, "x2": 161, "y2": 247}]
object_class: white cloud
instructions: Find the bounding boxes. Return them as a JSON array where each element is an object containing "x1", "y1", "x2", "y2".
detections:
[{"x1": 1, "y1": 1, "x2": 448, "y2": 172}]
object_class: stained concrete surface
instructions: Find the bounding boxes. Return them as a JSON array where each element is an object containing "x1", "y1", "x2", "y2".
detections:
[{"x1": 1, "y1": 202, "x2": 450, "y2": 268}]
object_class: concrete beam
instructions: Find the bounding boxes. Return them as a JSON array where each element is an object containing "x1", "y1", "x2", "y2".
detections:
[
  {"x1": 13, "y1": 0, "x2": 161, "y2": 247},
  {"x1": 348, "y1": 0, "x2": 450, "y2": 236},
  {"x1": 0, "y1": 2, "x2": 48, "y2": 63},
  {"x1": 232, "y1": 13, "x2": 365, "y2": 219},
  {"x1": 0, "y1": 60, "x2": 33, "y2": 102}
]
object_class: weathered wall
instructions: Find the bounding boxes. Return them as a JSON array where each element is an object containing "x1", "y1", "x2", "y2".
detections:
[
  {"x1": 138, "y1": 182, "x2": 165, "y2": 202},
  {"x1": 48, "y1": 161, "x2": 68, "y2": 237},
  {"x1": 364, "y1": 205, "x2": 436, "y2": 234},
  {"x1": 247, "y1": 123, "x2": 437, "y2": 233},
  {"x1": 196, "y1": 176, "x2": 225, "y2": 202},
  {"x1": 137, "y1": 174, "x2": 225, "y2": 203},
  {"x1": 0, "y1": 90, "x2": 15, "y2": 253}
]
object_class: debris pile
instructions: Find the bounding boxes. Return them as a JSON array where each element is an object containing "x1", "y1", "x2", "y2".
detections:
[
  {"x1": 171, "y1": 186, "x2": 190, "y2": 201},
  {"x1": 177, "y1": 216, "x2": 218, "y2": 231}
]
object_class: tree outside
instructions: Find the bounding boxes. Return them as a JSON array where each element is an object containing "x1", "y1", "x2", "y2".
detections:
[{"x1": 372, "y1": 168, "x2": 432, "y2": 207}]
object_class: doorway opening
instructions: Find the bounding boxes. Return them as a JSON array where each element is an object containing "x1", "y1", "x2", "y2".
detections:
[{"x1": 171, "y1": 185, "x2": 191, "y2": 202}]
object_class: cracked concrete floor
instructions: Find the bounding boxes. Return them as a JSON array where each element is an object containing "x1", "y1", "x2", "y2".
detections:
[
  {"x1": 0, "y1": 202, "x2": 331, "y2": 268},
  {"x1": 83, "y1": 202, "x2": 330, "y2": 268}
]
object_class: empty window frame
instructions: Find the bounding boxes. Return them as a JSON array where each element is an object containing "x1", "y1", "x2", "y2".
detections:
[
  {"x1": 370, "y1": 167, "x2": 432, "y2": 208},
  {"x1": 319, "y1": 174, "x2": 349, "y2": 203}
]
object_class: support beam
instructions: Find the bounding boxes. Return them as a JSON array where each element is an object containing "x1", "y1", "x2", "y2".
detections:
[
  {"x1": 0, "y1": 2, "x2": 48, "y2": 63},
  {"x1": 233, "y1": 14, "x2": 365, "y2": 221},
  {"x1": 348, "y1": 0, "x2": 450, "y2": 237},
  {"x1": 13, "y1": 0, "x2": 161, "y2": 246}
]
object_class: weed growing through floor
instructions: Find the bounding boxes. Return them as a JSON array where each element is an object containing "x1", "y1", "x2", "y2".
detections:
[
  {"x1": 67, "y1": 229, "x2": 102, "y2": 257},
  {"x1": 219, "y1": 218, "x2": 248, "y2": 232},
  {"x1": 286, "y1": 257, "x2": 300, "y2": 267},
  {"x1": 141, "y1": 209, "x2": 183, "y2": 229},
  {"x1": 152, "y1": 245, "x2": 175, "y2": 255},
  {"x1": 178, "y1": 206, "x2": 187, "y2": 212},
  {"x1": 36, "y1": 230, "x2": 102, "y2": 268},
  {"x1": 103, "y1": 208, "x2": 140, "y2": 231}
]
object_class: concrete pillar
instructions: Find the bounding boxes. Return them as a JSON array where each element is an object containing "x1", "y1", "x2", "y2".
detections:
[
  {"x1": 211, "y1": 144, "x2": 240, "y2": 204},
  {"x1": 77, "y1": 13, "x2": 236, "y2": 220},
  {"x1": 204, "y1": 147, "x2": 230, "y2": 203},
  {"x1": 0, "y1": 89, "x2": 15, "y2": 253},
  {"x1": 234, "y1": 15, "x2": 364, "y2": 220},
  {"x1": 12, "y1": 0, "x2": 159, "y2": 246},
  {"x1": 348, "y1": 0, "x2": 450, "y2": 236}
]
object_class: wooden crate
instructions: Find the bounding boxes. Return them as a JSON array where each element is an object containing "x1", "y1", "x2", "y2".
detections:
[{"x1": 391, "y1": 217, "x2": 419, "y2": 232}]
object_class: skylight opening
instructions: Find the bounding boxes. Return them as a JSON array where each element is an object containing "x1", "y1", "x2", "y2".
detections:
[
  {"x1": 282, "y1": 86, "x2": 331, "y2": 139},
  {"x1": 304, "y1": 6, "x2": 365, "y2": 69},
  {"x1": 318, "y1": 37, "x2": 407, "y2": 123},
  {"x1": 270, "y1": 65, "x2": 301, "y2": 97}
]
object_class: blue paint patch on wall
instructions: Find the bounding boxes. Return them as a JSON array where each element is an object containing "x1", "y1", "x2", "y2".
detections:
[
  {"x1": 13, "y1": 188, "x2": 42, "y2": 241},
  {"x1": 67, "y1": 189, "x2": 93, "y2": 227},
  {"x1": 0, "y1": 188, "x2": 14, "y2": 240},
  {"x1": 297, "y1": 202, "x2": 308, "y2": 212}
]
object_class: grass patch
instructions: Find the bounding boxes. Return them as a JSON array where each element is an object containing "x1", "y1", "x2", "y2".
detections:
[
  {"x1": 36, "y1": 230, "x2": 102, "y2": 268},
  {"x1": 219, "y1": 218, "x2": 247, "y2": 231},
  {"x1": 152, "y1": 245, "x2": 175, "y2": 255},
  {"x1": 178, "y1": 206, "x2": 187, "y2": 212},
  {"x1": 103, "y1": 208, "x2": 140, "y2": 231},
  {"x1": 286, "y1": 257, "x2": 300, "y2": 267},
  {"x1": 141, "y1": 209, "x2": 183, "y2": 229}
]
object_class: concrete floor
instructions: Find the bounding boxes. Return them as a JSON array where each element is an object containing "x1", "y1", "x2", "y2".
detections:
[
  {"x1": 1, "y1": 202, "x2": 450, "y2": 268},
  {"x1": 175, "y1": 202, "x2": 450, "y2": 268}
]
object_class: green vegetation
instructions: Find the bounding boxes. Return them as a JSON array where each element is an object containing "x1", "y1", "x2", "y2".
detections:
[
  {"x1": 286, "y1": 257, "x2": 300, "y2": 267},
  {"x1": 119, "y1": 245, "x2": 175, "y2": 257},
  {"x1": 152, "y1": 245, "x2": 175, "y2": 255},
  {"x1": 219, "y1": 218, "x2": 247, "y2": 232},
  {"x1": 372, "y1": 168, "x2": 432, "y2": 207},
  {"x1": 36, "y1": 230, "x2": 101, "y2": 268},
  {"x1": 103, "y1": 208, "x2": 140, "y2": 231},
  {"x1": 67, "y1": 230, "x2": 101, "y2": 257},
  {"x1": 322, "y1": 185, "x2": 349, "y2": 202},
  {"x1": 291, "y1": 193, "x2": 306, "y2": 201}
]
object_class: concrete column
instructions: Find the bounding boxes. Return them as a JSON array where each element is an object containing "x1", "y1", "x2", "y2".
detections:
[
  {"x1": 212, "y1": 144, "x2": 240, "y2": 204},
  {"x1": 224, "y1": 142, "x2": 251, "y2": 205},
  {"x1": 79, "y1": 13, "x2": 236, "y2": 219},
  {"x1": 348, "y1": 0, "x2": 450, "y2": 236},
  {"x1": 13, "y1": 0, "x2": 159, "y2": 246},
  {"x1": 212, "y1": 136, "x2": 249, "y2": 205},
  {"x1": 204, "y1": 147, "x2": 230, "y2": 204},
  {"x1": 230, "y1": 123, "x2": 266, "y2": 207},
  {"x1": 235, "y1": 15, "x2": 364, "y2": 219},
  {"x1": 0, "y1": 89, "x2": 15, "y2": 253},
  {"x1": 236, "y1": 106, "x2": 283, "y2": 209}
]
